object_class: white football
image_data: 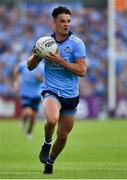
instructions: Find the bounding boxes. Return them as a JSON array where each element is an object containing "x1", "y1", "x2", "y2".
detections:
[{"x1": 35, "y1": 36, "x2": 58, "y2": 57}]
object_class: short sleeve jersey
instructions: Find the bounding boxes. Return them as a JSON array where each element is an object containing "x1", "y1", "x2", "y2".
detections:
[
  {"x1": 41, "y1": 32, "x2": 86, "y2": 98},
  {"x1": 17, "y1": 61, "x2": 44, "y2": 98}
]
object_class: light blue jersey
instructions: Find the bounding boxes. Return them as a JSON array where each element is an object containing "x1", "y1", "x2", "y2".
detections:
[
  {"x1": 41, "y1": 32, "x2": 86, "y2": 98},
  {"x1": 17, "y1": 61, "x2": 44, "y2": 98}
]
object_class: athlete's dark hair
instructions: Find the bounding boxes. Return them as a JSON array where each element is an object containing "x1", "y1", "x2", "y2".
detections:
[{"x1": 52, "y1": 6, "x2": 71, "y2": 19}]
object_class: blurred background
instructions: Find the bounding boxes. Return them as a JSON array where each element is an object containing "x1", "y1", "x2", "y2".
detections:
[{"x1": 0, "y1": 0, "x2": 127, "y2": 120}]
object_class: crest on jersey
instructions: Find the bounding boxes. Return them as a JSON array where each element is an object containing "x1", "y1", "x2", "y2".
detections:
[{"x1": 64, "y1": 46, "x2": 72, "y2": 53}]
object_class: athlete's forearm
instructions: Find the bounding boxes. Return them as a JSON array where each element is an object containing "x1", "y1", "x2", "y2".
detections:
[
  {"x1": 27, "y1": 54, "x2": 42, "y2": 71},
  {"x1": 58, "y1": 58, "x2": 87, "y2": 77}
]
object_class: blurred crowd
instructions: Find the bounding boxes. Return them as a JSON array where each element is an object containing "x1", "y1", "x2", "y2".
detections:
[{"x1": 0, "y1": 2, "x2": 127, "y2": 97}]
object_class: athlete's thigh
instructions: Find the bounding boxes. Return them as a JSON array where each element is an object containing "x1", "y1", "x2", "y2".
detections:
[
  {"x1": 43, "y1": 96, "x2": 61, "y2": 120},
  {"x1": 57, "y1": 115, "x2": 75, "y2": 136}
]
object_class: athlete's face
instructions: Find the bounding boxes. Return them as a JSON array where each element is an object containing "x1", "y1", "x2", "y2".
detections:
[{"x1": 53, "y1": 14, "x2": 71, "y2": 37}]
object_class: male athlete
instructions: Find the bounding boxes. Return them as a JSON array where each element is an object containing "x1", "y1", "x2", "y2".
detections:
[
  {"x1": 14, "y1": 61, "x2": 44, "y2": 139},
  {"x1": 27, "y1": 6, "x2": 87, "y2": 173}
]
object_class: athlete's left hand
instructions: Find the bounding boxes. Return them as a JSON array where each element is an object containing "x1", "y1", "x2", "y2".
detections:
[{"x1": 44, "y1": 52, "x2": 62, "y2": 64}]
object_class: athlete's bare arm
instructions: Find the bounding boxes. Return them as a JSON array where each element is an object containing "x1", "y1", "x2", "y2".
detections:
[
  {"x1": 27, "y1": 53, "x2": 42, "y2": 71},
  {"x1": 45, "y1": 53, "x2": 87, "y2": 77}
]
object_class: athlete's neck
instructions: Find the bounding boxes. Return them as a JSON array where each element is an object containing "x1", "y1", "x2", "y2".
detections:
[
  {"x1": 51, "y1": 31, "x2": 72, "y2": 43},
  {"x1": 55, "y1": 33, "x2": 68, "y2": 42}
]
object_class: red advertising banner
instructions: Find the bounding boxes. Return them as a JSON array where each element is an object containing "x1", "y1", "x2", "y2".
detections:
[
  {"x1": 0, "y1": 96, "x2": 127, "y2": 120},
  {"x1": 0, "y1": 96, "x2": 21, "y2": 119}
]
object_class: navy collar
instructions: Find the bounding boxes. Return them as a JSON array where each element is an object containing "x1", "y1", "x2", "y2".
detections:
[{"x1": 51, "y1": 31, "x2": 72, "y2": 44}]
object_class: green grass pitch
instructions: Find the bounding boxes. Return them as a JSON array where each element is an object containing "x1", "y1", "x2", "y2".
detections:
[{"x1": 0, "y1": 119, "x2": 127, "y2": 179}]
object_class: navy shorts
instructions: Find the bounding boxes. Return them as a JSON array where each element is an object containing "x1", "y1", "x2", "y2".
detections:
[
  {"x1": 21, "y1": 96, "x2": 41, "y2": 111},
  {"x1": 41, "y1": 90, "x2": 79, "y2": 116}
]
